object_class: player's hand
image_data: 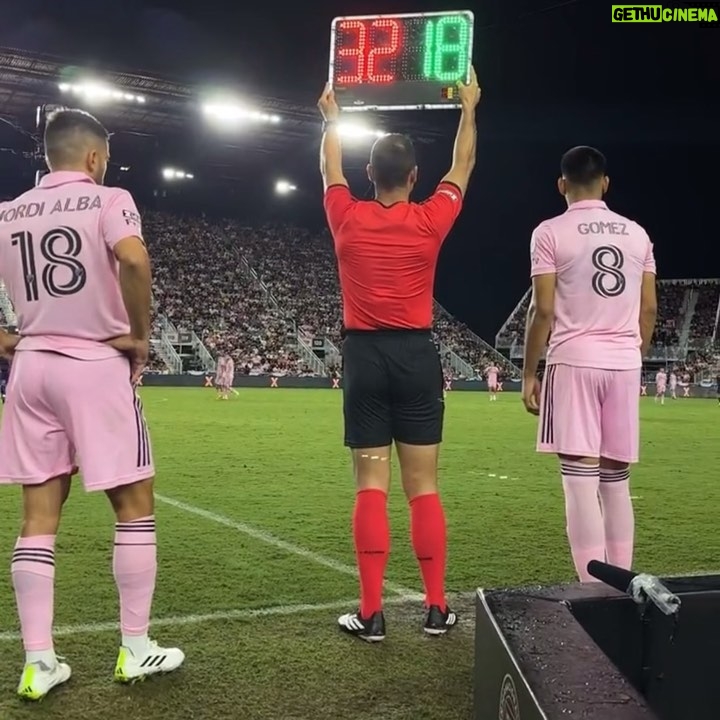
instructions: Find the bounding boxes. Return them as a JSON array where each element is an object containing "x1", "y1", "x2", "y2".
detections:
[
  {"x1": 0, "y1": 330, "x2": 20, "y2": 358},
  {"x1": 457, "y1": 66, "x2": 481, "y2": 108},
  {"x1": 317, "y1": 83, "x2": 340, "y2": 122},
  {"x1": 105, "y1": 335, "x2": 149, "y2": 385},
  {"x1": 522, "y1": 374, "x2": 541, "y2": 415}
]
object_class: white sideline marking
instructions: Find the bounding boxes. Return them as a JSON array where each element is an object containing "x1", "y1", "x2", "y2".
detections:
[
  {"x1": 0, "y1": 594, "x2": 421, "y2": 643},
  {"x1": 155, "y1": 493, "x2": 416, "y2": 597}
]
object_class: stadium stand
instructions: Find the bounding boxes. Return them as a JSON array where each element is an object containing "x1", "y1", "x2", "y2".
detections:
[
  {"x1": 495, "y1": 279, "x2": 720, "y2": 379},
  {"x1": 141, "y1": 213, "x2": 519, "y2": 378}
]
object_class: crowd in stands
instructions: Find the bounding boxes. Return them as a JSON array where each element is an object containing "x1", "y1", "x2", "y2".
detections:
[
  {"x1": 497, "y1": 281, "x2": 719, "y2": 355},
  {"x1": 142, "y1": 215, "x2": 517, "y2": 378},
  {"x1": 144, "y1": 214, "x2": 314, "y2": 376},
  {"x1": 689, "y1": 282, "x2": 720, "y2": 340}
]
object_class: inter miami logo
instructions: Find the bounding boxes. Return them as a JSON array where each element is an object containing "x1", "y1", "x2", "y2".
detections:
[{"x1": 498, "y1": 674, "x2": 520, "y2": 720}]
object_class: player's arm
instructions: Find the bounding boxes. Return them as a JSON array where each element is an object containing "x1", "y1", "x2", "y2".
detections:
[
  {"x1": 101, "y1": 191, "x2": 152, "y2": 342},
  {"x1": 639, "y1": 273, "x2": 657, "y2": 358},
  {"x1": 525, "y1": 275, "x2": 556, "y2": 377},
  {"x1": 639, "y1": 237, "x2": 658, "y2": 358},
  {"x1": 524, "y1": 226, "x2": 556, "y2": 377},
  {"x1": 115, "y1": 238, "x2": 152, "y2": 342},
  {"x1": 440, "y1": 67, "x2": 480, "y2": 196}
]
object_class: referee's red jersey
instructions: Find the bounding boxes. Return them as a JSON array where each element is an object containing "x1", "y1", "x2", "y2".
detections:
[{"x1": 324, "y1": 182, "x2": 463, "y2": 330}]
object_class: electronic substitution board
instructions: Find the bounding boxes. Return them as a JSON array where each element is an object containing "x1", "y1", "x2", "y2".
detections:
[{"x1": 329, "y1": 11, "x2": 474, "y2": 111}]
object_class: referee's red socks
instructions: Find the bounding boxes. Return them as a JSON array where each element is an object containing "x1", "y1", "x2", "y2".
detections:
[
  {"x1": 410, "y1": 493, "x2": 447, "y2": 610},
  {"x1": 353, "y1": 489, "x2": 390, "y2": 618}
]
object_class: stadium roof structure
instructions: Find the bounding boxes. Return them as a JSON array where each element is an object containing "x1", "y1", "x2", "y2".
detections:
[{"x1": 0, "y1": 47, "x2": 447, "y2": 184}]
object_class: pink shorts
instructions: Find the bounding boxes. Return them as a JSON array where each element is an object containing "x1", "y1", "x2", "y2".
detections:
[
  {"x1": 487, "y1": 381, "x2": 497, "y2": 391},
  {"x1": 0, "y1": 351, "x2": 154, "y2": 490},
  {"x1": 537, "y1": 364, "x2": 641, "y2": 463},
  {"x1": 656, "y1": 384, "x2": 666, "y2": 394}
]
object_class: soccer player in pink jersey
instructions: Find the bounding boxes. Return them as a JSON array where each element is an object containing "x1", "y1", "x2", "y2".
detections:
[
  {"x1": 655, "y1": 369, "x2": 667, "y2": 404},
  {"x1": 485, "y1": 364, "x2": 499, "y2": 401},
  {"x1": 215, "y1": 354, "x2": 227, "y2": 399},
  {"x1": 668, "y1": 369, "x2": 677, "y2": 399},
  {"x1": 0, "y1": 109, "x2": 184, "y2": 700},
  {"x1": 522, "y1": 146, "x2": 658, "y2": 581},
  {"x1": 222, "y1": 354, "x2": 235, "y2": 399}
]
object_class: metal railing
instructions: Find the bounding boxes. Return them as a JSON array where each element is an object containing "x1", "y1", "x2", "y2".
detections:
[
  {"x1": 152, "y1": 337, "x2": 182, "y2": 374},
  {"x1": 297, "y1": 334, "x2": 327, "y2": 375},
  {"x1": 437, "y1": 340, "x2": 474, "y2": 378},
  {"x1": 191, "y1": 332, "x2": 216, "y2": 372},
  {"x1": 495, "y1": 287, "x2": 531, "y2": 348}
]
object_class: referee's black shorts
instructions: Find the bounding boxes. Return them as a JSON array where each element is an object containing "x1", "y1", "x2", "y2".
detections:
[{"x1": 341, "y1": 329, "x2": 444, "y2": 448}]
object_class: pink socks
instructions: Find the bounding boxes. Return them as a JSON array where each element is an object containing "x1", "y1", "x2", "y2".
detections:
[
  {"x1": 560, "y1": 461, "x2": 604, "y2": 581},
  {"x1": 113, "y1": 516, "x2": 157, "y2": 647},
  {"x1": 599, "y1": 468, "x2": 634, "y2": 569},
  {"x1": 12, "y1": 535, "x2": 56, "y2": 661}
]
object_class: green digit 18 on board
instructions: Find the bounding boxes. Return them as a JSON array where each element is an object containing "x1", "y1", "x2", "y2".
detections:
[{"x1": 422, "y1": 14, "x2": 471, "y2": 82}]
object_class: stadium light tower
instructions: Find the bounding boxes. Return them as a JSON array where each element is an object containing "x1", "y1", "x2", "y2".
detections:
[
  {"x1": 275, "y1": 180, "x2": 297, "y2": 195},
  {"x1": 202, "y1": 101, "x2": 281, "y2": 127},
  {"x1": 58, "y1": 81, "x2": 145, "y2": 104},
  {"x1": 162, "y1": 168, "x2": 194, "y2": 181},
  {"x1": 337, "y1": 122, "x2": 386, "y2": 141}
]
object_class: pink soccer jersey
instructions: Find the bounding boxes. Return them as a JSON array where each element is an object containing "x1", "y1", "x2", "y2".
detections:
[
  {"x1": 0, "y1": 171, "x2": 141, "y2": 359},
  {"x1": 530, "y1": 200, "x2": 656, "y2": 370},
  {"x1": 669, "y1": 372, "x2": 677, "y2": 388},
  {"x1": 485, "y1": 365, "x2": 499, "y2": 383},
  {"x1": 656, "y1": 370, "x2": 667, "y2": 389}
]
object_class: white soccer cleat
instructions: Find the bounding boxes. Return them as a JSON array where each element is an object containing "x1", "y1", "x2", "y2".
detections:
[
  {"x1": 114, "y1": 640, "x2": 185, "y2": 683},
  {"x1": 17, "y1": 658, "x2": 72, "y2": 700}
]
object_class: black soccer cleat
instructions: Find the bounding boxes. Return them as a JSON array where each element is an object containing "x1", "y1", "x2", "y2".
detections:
[
  {"x1": 423, "y1": 605, "x2": 458, "y2": 636},
  {"x1": 338, "y1": 610, "x2": 386, "y2": 642}
]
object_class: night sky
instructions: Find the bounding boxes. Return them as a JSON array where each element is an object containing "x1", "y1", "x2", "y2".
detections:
[{"x1": 1, "y1": 0, "x2": 718, "y2": 339}]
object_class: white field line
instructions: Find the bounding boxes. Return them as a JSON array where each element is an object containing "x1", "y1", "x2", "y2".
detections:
[
  {"x1": 155, "y1": 493, "x2": 416, "y2": 597},
  {"x1": 0, "y1": 594, "x2": 422, "y2": 643}
]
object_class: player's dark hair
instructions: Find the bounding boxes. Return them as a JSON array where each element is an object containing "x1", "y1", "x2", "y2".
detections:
[
  {"x1": 560, "y1": 146, "x2": 607, "y2": 186},
  {"x1": 44, "y1": 108, "x2": 109, "y2": 166},
  {"x1": 369, "y1": 134, "x2": 416, "y2": 191}
]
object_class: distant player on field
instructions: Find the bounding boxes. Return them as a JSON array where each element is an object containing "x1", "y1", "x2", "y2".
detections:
[
  {"x1": 522, "y1": 146, "x2": 657, "y2": 581},
  {"x1": 215, "y1": 354, "x2": 227, "y2": 399},
  {"x1": 668, "y1": 368, "x2": 677, "y2": 399},
  {"x1": 215, "y1": 353, "x2": 234, "y2": 399},
  {"x1": 318, "y1": 69, "x2": 480, "y2": 641},
  {"x1": 0, "y1": 109, "x2": 184, "y2": 700},
  {"x1": 485, "y1": 364, "x2": 499, "y2": 401},
  {"x1": 655, "y1": 368, "x2": 667, "y2": 404}
]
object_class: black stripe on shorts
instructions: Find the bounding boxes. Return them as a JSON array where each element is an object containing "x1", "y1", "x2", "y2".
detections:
[{"x1": 540, "y1": 365, "x2": 557, "y2": 445}]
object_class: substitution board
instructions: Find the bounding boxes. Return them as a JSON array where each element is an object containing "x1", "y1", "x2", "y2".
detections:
[{"x1": 329, "y1": 11, "x2": 474, "y2": 111}]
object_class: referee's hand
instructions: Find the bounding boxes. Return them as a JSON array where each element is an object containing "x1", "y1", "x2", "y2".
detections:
[
  {"x1": 318, "y1": 84, "x2": 340, "y2": 122},
  {"x1": 457, "y1": 66, "x2": 481, "y2": 108}
]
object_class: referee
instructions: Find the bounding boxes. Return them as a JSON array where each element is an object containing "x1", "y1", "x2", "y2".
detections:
[{"x1": 318, "y1": 68, "x2": 480, "y2": 642}]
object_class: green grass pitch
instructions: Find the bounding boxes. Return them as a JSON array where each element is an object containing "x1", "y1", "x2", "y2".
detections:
[{"x1": 0, "y1": 388, "x2": 715, "y2": 719}]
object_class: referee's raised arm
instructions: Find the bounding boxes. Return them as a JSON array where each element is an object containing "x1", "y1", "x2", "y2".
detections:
[
  {"x1": 441, "y1": 66, "x2": 480, "y2": 197},
  {"x1": 318, "y1": 72, "x2": 481, "y2": 643}
]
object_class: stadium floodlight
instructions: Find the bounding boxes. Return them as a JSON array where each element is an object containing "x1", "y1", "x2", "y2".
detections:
[
  {"x1": 275, "y1": 180, "x2": 297, "y2": 195},
  {"x1": 162, "y1": 168, "x2": 193, "y2": 181},
  {"x1": 337, "y1": 122, "x2": 386, "y2": 140},
  {"x1": 58, "y1": 81, "x2": 145, "y2": 104},
  {"x1": 202, "y1": 102, "x2": 281, "y2": 126}
]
